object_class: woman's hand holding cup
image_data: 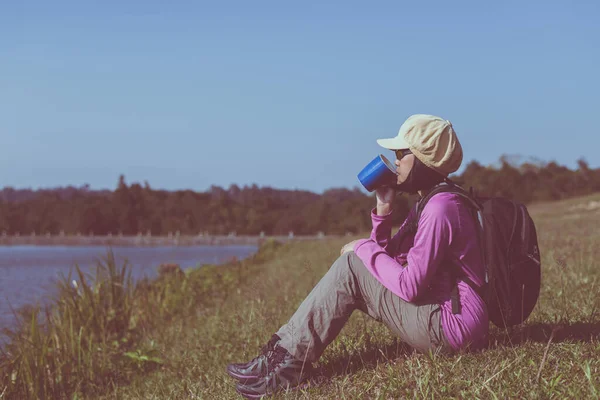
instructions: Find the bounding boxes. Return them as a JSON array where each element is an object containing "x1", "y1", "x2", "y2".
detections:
[
  {"x1": 375, "y1": 186, "x2": 396, "y2": 216},
  {"x1": 356, "y1": 153, "x2": 399, "y2": 215}
]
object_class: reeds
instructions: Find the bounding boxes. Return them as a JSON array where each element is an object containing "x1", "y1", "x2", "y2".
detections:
[
  {"x1": 1, "y1": 251, "x2": 148, "y2": 398},
  {"x1": 0, "y1": 240, "x2": 282, "y2": 399}
]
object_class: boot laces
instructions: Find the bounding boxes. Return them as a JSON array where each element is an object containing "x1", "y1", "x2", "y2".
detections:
[
  {"x1": 258, "y1": 334, "x2": 279, "y2": 357},
  {"x1": 267, "y1": 345, "x2": 288, "y2": 368}
]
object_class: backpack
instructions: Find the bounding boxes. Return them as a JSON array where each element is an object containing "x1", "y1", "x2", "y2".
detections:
[{"x1": 413, "y1": 181, "x2": 542, "y2": 328}]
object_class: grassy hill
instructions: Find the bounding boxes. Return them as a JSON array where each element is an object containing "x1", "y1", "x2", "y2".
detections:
[{"x1": 2, "y1": 194, "x2": 600, "y2": 399}]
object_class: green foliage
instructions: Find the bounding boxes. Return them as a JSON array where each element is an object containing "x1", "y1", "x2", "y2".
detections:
[
  {"x1": 455, "y1": 156, "x2": 600, "y2": 203},
  {"x1": 0, "y1": 181, "x2": 392, "y2": 236},
  {"x1": 0, "y1": 252, "x2": 139, "y2": 398},
  {"x1": 123, "y1": 340, "x2": 163, "y2": 371},
  {"x1": 1, "y1": 156, "x2": 598, "y2": 237},
  {"x1": 2, "y1": 195, "x2": 600, "y2": 399},
  {"x1": 0, "y1": 241, "x2": 284, "y2": 399},
  {"x1": 93, "y1": 197, "x2": 598, "y2": 399}
]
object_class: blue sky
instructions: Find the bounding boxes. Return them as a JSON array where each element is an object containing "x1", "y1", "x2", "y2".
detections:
[{"x1": 1, "y1": 1, "x2": 598, "y2": 193}]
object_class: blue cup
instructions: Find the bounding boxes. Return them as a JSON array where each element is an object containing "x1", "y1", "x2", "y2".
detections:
[{"x1": 357, "y1": 154, "x2": 398, "y2": 192}]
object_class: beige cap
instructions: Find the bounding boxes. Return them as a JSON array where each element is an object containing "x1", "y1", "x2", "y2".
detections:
[{"x1": 376, "y1": 114, "x2": 463, "y2": 176}]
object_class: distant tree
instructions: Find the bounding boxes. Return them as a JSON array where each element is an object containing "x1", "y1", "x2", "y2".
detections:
[{"x1": 2, "y1": 157, "x2": 600, "y2": 235}]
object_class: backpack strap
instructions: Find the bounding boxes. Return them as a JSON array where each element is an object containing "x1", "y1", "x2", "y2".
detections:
[
  {"x1": 413, "y1": 181, "x2": 488, "y2": 314},
  {"x1": 416, "y1": 180, "x2": 483, "y2": 222},
  {"x1": 450, "y1": 272, "x2": 485, "y2": 313}
]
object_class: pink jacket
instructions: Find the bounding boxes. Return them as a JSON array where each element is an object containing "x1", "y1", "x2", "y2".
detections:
[{"x1": 353, "y1": 192, "x2": 488, "y2": 350}]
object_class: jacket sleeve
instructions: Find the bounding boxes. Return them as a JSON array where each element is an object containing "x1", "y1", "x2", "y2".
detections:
[
  {"x1": 386, "y1": 205, "x2": 418, "y2": 256},
  {"x1": 353, "y1": 206, "x2": 417, "y2": 256},
  {"x1": 353, "y1": 197, "x2": 454, "y2": 302}
]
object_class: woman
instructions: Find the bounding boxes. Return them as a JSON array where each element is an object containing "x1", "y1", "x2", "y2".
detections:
[{"x1": 229, "y1": 114, "x2": 488, "y2": 399}]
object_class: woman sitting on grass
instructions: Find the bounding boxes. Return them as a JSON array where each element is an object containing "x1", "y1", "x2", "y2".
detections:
[{"x1": 228, "y1": 114, "x2": 488, "y2": 398}]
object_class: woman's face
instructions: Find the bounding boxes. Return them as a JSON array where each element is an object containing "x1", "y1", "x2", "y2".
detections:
[{"x1": 394, "y1": 150, "x2": 416, "y2": 185}]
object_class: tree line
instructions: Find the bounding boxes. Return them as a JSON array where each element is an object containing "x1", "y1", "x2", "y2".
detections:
[{"x1": 0, "y1": 157, "x2": 597, "y2": 236}]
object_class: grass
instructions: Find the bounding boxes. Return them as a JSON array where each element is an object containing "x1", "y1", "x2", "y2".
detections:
[{"x1": 2, "y1": 195, "x2": 600, "y2": 399}]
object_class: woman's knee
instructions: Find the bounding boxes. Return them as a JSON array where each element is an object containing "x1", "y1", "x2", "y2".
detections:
[
  {"x1": 332, "y1": 251, "x2": 370, "y2": 281},
  {"x1": 330, "y1": 251, "x2": 355, "y2": 276}
]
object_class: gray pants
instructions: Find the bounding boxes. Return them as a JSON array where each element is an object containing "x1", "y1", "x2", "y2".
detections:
[{"x1": 276, "y1": 251, "x2": 451, "y2": 363}]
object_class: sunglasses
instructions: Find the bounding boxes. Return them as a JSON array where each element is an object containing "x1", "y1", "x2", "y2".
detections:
[{"x1": 395, "y1": 149, "x2": 412, "y2": 160}]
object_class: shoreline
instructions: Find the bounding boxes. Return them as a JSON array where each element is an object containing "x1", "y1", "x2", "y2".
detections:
[{"x1": 0, "y1": 233, "x2": 334, "y2": 247}]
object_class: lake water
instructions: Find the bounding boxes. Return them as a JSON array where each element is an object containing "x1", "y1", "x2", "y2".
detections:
[{"x1": 0, "y1": 245, "x2": 257, "y2": 337}]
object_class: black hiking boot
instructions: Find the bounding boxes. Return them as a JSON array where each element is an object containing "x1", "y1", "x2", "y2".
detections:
[
  {"x1": 235, "y1": 344, "x2": 313, "y2": 399},
  {"x1": 226, "y1": 334, "x2": 281, "y2": 382}
]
